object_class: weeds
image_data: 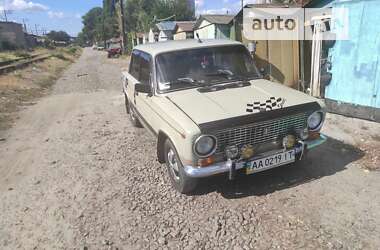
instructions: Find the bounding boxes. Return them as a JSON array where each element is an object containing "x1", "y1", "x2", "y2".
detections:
[
  {"x1": 52, "y1": 53, "x2": 68, "y2": 61},
  {"x1": 67, "y1": 47, "x2": 78, "y2": 55}
]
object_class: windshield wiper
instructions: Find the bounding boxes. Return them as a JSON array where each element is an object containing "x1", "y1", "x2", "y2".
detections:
[
  {"x1": 175, "y1": 77, "x2": 209, "y2": 87},
  {"x1": 206, "y1": 69, "x2": 234, "y2": 79},
  {"x1": 176, "y1": 77, "x2": 197, "y2": 84}
]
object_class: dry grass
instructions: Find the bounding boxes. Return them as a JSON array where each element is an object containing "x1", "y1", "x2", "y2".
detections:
[
  {"x1": 0, "y1": 47, "x2": 81, "y2": 132},
  {"x1": 0, "y1": 51, "x2": 26, "y2": 62},
  {"x1": 0, "y1": 47, "x2": 71, "y2": 63}
]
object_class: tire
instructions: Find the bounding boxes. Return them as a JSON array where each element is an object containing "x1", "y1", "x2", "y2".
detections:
[
  {"x1": 125, "y1": 95, "x2": 142, "y2": 128},
  {"x1": 164, "y1": 139, "x2": 198, "y2": 194}
]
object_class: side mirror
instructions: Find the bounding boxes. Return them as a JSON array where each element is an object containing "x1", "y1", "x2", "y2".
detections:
[{"x1": 135, "y1": 83, "x2": 152, "y2": 95}]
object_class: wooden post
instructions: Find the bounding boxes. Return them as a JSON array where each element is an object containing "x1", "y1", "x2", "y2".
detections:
[{"x1": 119, "y1": 0, "x2": 127, "y2": 53}]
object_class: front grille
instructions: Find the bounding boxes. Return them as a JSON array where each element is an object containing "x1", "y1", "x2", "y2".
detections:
[{"x1": 212, "y1": 113, "x2": 308, "y2": 155}]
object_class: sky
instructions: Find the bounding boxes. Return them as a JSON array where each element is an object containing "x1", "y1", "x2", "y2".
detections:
[{"x1": 0, "y1": 0, "x2": 257, "y2": 36}]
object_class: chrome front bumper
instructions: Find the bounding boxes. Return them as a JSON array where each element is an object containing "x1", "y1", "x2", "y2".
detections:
[{"x1": 184, "y1": 134, "x2": 327, "y2": 178}]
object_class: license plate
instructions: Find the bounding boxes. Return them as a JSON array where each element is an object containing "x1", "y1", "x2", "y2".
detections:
[{"x1": 245, "y1": 150, "x2": 295, "y2": 175}]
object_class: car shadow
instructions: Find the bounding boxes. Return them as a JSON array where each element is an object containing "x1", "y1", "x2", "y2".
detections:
[{"x1": 192, "y1": 137, "x2": 365, "y2": 199}]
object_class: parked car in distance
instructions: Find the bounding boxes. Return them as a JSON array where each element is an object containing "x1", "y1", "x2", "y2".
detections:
[
  {"x1": 96, "y1": 45, "x2": 105, "y2": 51},
  {"x1": 107, "y1": 43, "x2": 122, "y2": 58},
  {"x1": 122, "y1": 39, "x2": 327, "y2": 194}
]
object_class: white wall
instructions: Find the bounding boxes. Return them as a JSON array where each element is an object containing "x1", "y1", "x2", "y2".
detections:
[
  {"x1": 158, "y1": 30, "x2": 173, "y2": 41},
  {"x1": 173, "y1": 29, "x2": 186, "y2": 40},
  {"x1": 148, "y1": 29, "x2": 155, "y2": 43},
  {"x1": 194, "y1": 20, "x2": 215, "y2": 39}
]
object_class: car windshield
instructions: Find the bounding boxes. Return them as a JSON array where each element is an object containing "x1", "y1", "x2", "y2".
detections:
[{"x1": 156, "y1": 45, "x2": 261, "y2": 92}]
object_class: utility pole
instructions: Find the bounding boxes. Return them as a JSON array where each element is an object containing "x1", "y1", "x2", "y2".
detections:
[
  {"x1": 118, "y1": 0, "x2": 127, "y2": 53},
  {"x1": 102, "y1": 10, "x2": 106, "y2": 47},
  {"x1": 35, "y1": 24, "x2": 39, "y2": 36},
  {"x1": 299, "y1": 0, "x2": 305, "y2": 91},
  {"x1": 22, "y1": 18, "x2": 28, "y2": 33},
  {"x1": 3, "y1": 10, "x2": 8, "y2": 21}
]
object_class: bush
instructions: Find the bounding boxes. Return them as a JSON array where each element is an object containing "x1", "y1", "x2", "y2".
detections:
[{"x1": 67, "y1": 47, "x2": 77, "y2": 54}]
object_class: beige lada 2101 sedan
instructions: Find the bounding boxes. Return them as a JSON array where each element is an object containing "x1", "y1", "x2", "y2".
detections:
[{"x1": 122, "y1": 39, "x2": 326, "y2": 194}]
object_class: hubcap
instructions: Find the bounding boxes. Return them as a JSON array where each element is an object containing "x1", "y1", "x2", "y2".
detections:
[{"x1": 167, "y1": 148, "x2": 180, "y2": 180}]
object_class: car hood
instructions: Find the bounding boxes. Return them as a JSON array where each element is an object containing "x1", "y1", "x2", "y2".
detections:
[{"x1": 165, "y1": 79, "x2": 322, "y2": 126}]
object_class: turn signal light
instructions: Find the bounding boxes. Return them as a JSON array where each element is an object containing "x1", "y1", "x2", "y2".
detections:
[
  {"x1": 308, "y1": 131, "x2": 321, "y2": 140},
  {"x1": 241, "y1": 144, "x2": 255, "y2": 160},
  {"x1": 198, "y1": 157, "x2": 214, "y2": 167}
]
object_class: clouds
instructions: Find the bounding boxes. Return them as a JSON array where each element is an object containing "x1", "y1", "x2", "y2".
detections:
[
  {"x1": 198, "y1": 8, "x2": 232, "y2": 15},
  {"x1": 0, "y1": 0, "x2": 68, "y2": 20},
  {"x1": 48, "y1": 11, "x2": 64, "y2": 19},
  {"x1": 195, "y1": 0, "x2": 204, "y2": 8},
  {"x1": 0, "y1": 0, "x2": 48, "y2": 12},
  {"x1": 196, "y1": 0, "x2": 259, "y2": 16}
]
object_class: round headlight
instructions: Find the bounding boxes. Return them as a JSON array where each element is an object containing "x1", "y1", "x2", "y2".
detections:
[
  {"x1": 308, "y1": 111, "x2": 324, "y2": 131},
  {"x1": 194, "y1": 135, "x2": 217, "y2": 157}
]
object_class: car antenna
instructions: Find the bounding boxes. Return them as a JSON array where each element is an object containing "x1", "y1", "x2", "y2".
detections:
[{"x1": 196, "y1": 33, "x2": 202, "y2": 43}]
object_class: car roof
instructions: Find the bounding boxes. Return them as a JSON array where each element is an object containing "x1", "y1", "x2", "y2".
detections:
[{"x1": 133, "y1": 39, "x2": 243, "y2": 57}]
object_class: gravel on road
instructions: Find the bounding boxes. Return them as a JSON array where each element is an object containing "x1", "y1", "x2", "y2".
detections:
[{"x1": 0, "y1": 48, "x2": 379, "y2": 250}]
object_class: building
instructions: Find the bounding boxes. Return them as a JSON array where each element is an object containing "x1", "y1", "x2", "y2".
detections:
[
  {"x1": 24, "y1": 33, "x2": 39, "y2": 48},
  {"x1": 232, "y1": 4, "x2": 301, "y2": 89},
  {"x1": 132, "y1": 33, "x2": 148, "y2": 47},
  {"x1": 304, "y1": 0, "x2": 380, "y2": 122},
  {"x1": 151, "y1": 21, "x2": 177, "y2": 42},
  {"x1": 173, "y1": 21, "x2": 195, "y2": 40},
  {"x1": 193, "y1": 15, "x2": 234, "y2": 40},
  {"x1": 0, "y1": 21, "x2": 26, "y2": 50}
]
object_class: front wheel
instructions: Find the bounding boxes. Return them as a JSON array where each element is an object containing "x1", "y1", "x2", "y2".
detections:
[{"x1": 164, "y1": 139, "x2": 198, "y2": 194}]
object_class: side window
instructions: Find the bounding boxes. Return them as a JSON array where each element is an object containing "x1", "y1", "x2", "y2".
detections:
[
  {"x1": 139, "y1": 52, "x2": 152, "y2": 85},
  {"x1": 129, "y1": 50, "x2": 140, "y2": 79}
]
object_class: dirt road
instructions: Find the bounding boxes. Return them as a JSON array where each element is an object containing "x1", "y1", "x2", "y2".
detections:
[{"x1": 0, "y1": 48, "x2": 379, "y2": 249}]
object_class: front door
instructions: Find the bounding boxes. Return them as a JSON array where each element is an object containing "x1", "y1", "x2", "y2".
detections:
[{"x1": 128, "y1": 50, "x2": 156, "y2": 134}]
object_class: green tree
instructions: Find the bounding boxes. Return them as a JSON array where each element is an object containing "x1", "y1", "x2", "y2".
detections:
[
  {"x1": 79, "y1": 0, "x2": 194, "y2": 47},
  {"x1": 46, "y1": 31, "x2": 71, "y2": 42},
  {"x1": 124, "y1": 0, "x2": 195, "y2": 33},
  {"x1": 82, "y1": 7, "x2": 103, "y2": 43},
  {"x1": 80, "y1": 4, "x2": 119, "y2": 46}
]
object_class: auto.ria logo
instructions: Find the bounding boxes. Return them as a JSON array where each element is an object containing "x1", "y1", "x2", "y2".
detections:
[{"x1": 243, "y1": 7, "x2": 349, "y2": 41}]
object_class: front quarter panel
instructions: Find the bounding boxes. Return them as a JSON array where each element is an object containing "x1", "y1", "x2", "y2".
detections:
[{"x1": 150, "y1": 95, "x2": 201, "y2": 165}]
